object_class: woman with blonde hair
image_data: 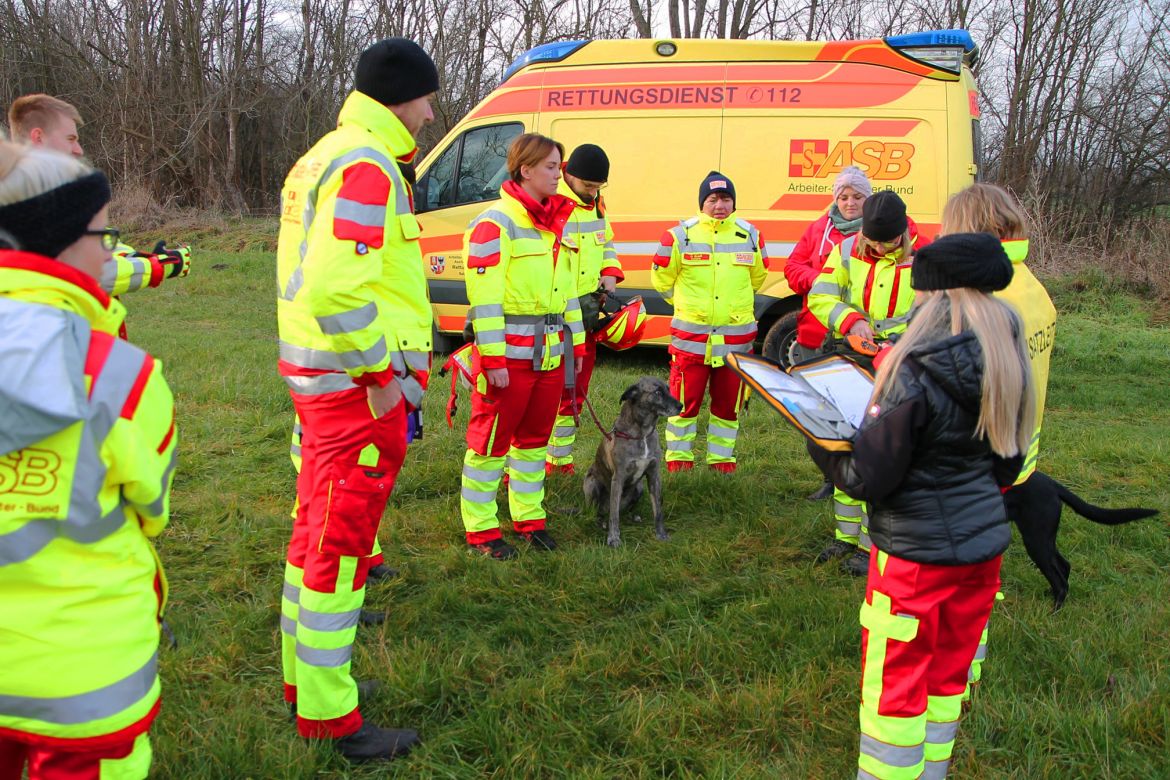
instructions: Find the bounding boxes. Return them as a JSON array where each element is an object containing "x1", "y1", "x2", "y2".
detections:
[
  {"x1": 940, "y1": 182, "x2": 1056, "y2": 697},
  {"x1": 812, "y1": 232, "x2": 1034, "y2": 780},
  {"x1": 458, "y1": 133, "x2": 584, "y2": 558},
  {"x1": 0, "y1": 142, "x2": 177, "y2": 778}
]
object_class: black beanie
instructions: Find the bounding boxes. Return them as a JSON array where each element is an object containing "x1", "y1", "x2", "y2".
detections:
[
  {"x1": 862, "y1": 190, "x2": 908, "y2": 242},
  {"x1": 355, "y1": 38, "x2": 439, "y2": 106},
  {"x1": 0, "y1": 170, "x2": 111, "y2": 259},
  {"x1": 565, "y1": 144, "x2": 609, "y2": 182},
  {"x1": 911, "y1": 232, "x2": 1013, "y2": 292},
  {"x1": 698, "y1": 171, "x2": 735, "y2": 208}
]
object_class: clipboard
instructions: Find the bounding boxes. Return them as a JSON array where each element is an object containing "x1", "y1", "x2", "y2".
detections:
[{"x1": 727, "y1": 352, "x2": 875, "y2": 451}]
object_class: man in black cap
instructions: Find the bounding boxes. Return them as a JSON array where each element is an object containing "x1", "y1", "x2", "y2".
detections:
[
  {"x1": 651, "y1": 170, "x2": 768, "y2": 474},
  {"x1": 545, "y1": 143, "x2": 625, "y2": 473},
  {"x1": 275, "y1": 37, "x2": 438, "y2": 763}
]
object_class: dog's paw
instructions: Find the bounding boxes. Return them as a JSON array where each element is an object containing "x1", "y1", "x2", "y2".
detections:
[
  {"x1": 655, "y1": 529, "x2": 671, "y2": 541},
  {"x1": 606, "y1": 535, "x2": 622, "y2": 548}
]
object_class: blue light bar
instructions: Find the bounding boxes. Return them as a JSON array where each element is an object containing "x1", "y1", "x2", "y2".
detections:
[
  {"x1": 886, "y1": 29, "x2": 976, "y2": 53},
  {"x1": 502, "y1": 40, "x2": 589, "y2": 83}
]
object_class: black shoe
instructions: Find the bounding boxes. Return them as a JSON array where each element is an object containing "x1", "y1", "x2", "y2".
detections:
[
  {"x1": 815, "y1": 539, "x2": 854, "y2": 565},
  {"x1": 290, "y1": 679, "x2": 380, "y2": 720},
  {"x1": 806, "y1": 481, "x2": 834, "y2": 501},
  {"x1": 842, "y1": 550, "x2": 870, "y2": 577},
  {"x1": 359, "y1": 609, "x2": 386, "y2": 626},
  {"x1": 366, "y1": 563, "x2": 399, "y2": 582},
  {"x1": 335, "y1": 722, "x2": 419, "y2": 762},
  {"x1": 521, "y1": 529, "x2": 557, "y2": 551},
  {"x1": 469, "y1": 538, "x2": 517, "y2": 560}
]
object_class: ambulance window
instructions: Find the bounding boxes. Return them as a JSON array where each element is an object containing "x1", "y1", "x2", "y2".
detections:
[
  {"x1": 456, "y1": 123, "x2": 522, "y2": 204},
  {"x1": 416, "y1": 142, "x2": 459, "y2": 212}
]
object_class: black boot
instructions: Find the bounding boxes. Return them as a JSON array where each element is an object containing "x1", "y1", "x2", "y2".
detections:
[
  {"x1": 842, "y1": 549, "x2": 870, "y2": 577},
  {"x1": 815, "y1": 539, "x2": 854, "y2": 565},
  {"x1": 521, "y1": 529, "x2": 557, "y2": 551},
  {"x1": 806, "y1": 480, "x2": 834, "y2": 501},
  {"x1": 335, "y1": 722, "x2": 419, "y2": 762},
  {"x1": 469, "y1": 538, "x2": 517, "y2": 560},
  {"x1": 359, "y1": 609, "x2": 386, "y2": 626},
  {"x1": 366, "y1": 563, "x2": 399, "y2": 582}
]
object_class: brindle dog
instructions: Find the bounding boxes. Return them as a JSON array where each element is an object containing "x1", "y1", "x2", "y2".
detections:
[{"x1": 583, "y1": 377, "x2": 683, "y2": 548}]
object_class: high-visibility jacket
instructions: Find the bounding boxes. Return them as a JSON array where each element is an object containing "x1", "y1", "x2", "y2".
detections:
[
  {"x1": 101, "y1": 243, "x2": 167, "y2": 295},
  {"x1": 276, "y1": 91, "x2": 432, "y2": 407},
  {"x1": 651, "y1": 212, "x2": 768, "y2": 365},
  {"x1": 994, "y1": 239, "x2": 1055, "y2": 483},
  {"x1": 808, "y1": 232, "x2": 927, "y2": 340},
  {"x1": 0, "y1": 250, "x2": 177, "y2": 746},
  {"x1": 558, "y1": 179, "x2": 623, "y2": 297},
  {"x1": 465, "y1": 181, "x2": 585, "y2": 371}
]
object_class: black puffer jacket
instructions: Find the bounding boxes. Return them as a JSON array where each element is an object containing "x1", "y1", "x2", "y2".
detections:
[{"x1": 815, "y1": 329, "x2": 1023, "y2": 565}]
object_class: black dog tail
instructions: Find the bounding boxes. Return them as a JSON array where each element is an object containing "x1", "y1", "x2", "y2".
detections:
[{"x1": 1054, "y1": 478, "x2": 1160, "y2": 526}]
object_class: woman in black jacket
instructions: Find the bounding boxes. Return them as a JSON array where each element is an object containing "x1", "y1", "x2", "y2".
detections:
[{"x1": 813, "y1": 232, "x2": 1035, "y2": 780}]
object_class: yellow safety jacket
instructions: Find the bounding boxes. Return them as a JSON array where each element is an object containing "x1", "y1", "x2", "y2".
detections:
[
  {"x1": 808, "y1": 241, "x2": 915, "y2": 340},
  {"x1": 0, "y1": 251, "x2": 176, "y2": 745},
  {"x1": 101, "y1": 243, "x2": 165, "y2": 295},
  {"x1": 651, "y1": 211, "x2": 768, "y2": 365},
  {"x1": 558, "y1": 179, "x2": 623, "y2": 297},
  {"x1": 276, "y1": 91, "x2": 432, "y2": 407},
  {"x1": 995, "y1": 239, "x2": 1055, "y2": 483},
  {"x1": 464, "y1": 182, "x2": 585, "y2": 371}
]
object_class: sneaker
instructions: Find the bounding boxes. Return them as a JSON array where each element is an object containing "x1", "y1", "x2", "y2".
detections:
[
  {"x1": 366, "y1": 563, "x2": 399, "y2": 582},
  {"x1": 469, "y1": 538, "x2": 516, "y2": 560},
  {"x1": 842, "y1": 549, "x2": 870, "y2": 577},
  {"x1": 335, "y1": 721, "x2": 419, "y2": 762},
  {"x1": 806, "y1": 481, "x2": 834, "y2": 501},
  {"x1": 520, "y1": 529, "x2": 558, "y2": 551},
  {"x1": 666, "y1": 461, "x2": 694, "y2": 473},
  {"x1": 815, "y1": 539, "x2": 854, "y2": 565}
]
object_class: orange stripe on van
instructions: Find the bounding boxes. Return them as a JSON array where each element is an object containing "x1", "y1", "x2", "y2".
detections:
[
  {"x1": 849, "y1": 119, "x2": 920, "y2": 137},
  {"x1": 420, "y1": 234, "x2": 464, "y2": 253},
  {"x1": 769, "y1": 194, "x2": 833, "y2": 211},
  {"x1": 439, "y1": 315, "x2": 465, "y2": 332}
]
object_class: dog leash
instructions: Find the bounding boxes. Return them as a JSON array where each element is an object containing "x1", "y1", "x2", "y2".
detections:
[{"x1": 581, "y1": 392, "x2": 637, "y2": 442}]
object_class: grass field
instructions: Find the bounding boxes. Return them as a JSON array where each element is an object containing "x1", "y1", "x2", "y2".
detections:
[{"x1": 124, "y1": 245, "x2": 1170, "y2": 778}]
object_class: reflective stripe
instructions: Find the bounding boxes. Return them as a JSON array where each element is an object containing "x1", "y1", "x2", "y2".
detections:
[
  {"x1": 925, "y1": 720, "x2": 959, "y2": 745},
  {"x1": 667, "y1": 422, "x2": 696, "y2": 436},
  {"x1": 0, "y1": 652, "x2": 157, "y2": 725},
  {"x1": 829, "y1": 302, "x2": 854, "y2": 328},
  {"x1": 470, "y1": 304, "x2": 505, "y2": 320},
  {"x1": 283, "y1": 373, "x2": 358, "y2": 395},
  {"x1": 316, "y1": 302, "x2": 378, "y2": 335},
  {"x1": 654, "y1": 244, "x2": 673, "y2": 258},
  {"x1": 572, "y1": 218, "x2": 606, "y2": 232},
  {"x1": 553, "y1": 425, "x2": 575, "y2": 437},
  {"x1": 283, "y1": 583, "x2": 301, "y2": 604},
  {"x1": 295, "y1": 643, "x2": 352, "y2": 668},
  {"x1": 280, "y1": 614, "x2": 297, "y2": 636},
  {"x1": 400, "y1": 375, "x2": 424, "y2": 408},
  {"x1": 0, "y1": 505, "x2": 126, "y2": 567},
  {"x1": 682, "y1": 241, "x2": 714, "y2": 253},
  {"x1": 508, "y1": 479, "x2": 543, "y2": 494},
  {"x1": 858, "y1": 734, "x2": 924, "y2": 768},
  {"x1": 923, "y1": 760, "x2": 950, "y2": 779},
  {"x1": 143, "y1": 447, "x2": 179, "y2": 517},
  {"x1": 714, "y1": 241, "x2": 755, "y2": 253},
  {"x1": 337, "y1": 335, "x2": 388, "y2": 371},
  {"x1": 280, "y1": 341, "x2": 344, "y2": 371},
  {"x1": 506, "y1": 342, "x2": 563, "y2": 361},
  {"x1": 837, "y1": 520, "x2": 861, "y2": 536},
  {"x1": 670, "y1": 337, "x2": 751, "y2": 358},
  {"x1": 463, "y1": 465, "x2": 504, "y2": 483},
  {"x1": 810, "y1": 281, "x2": 842, "y2": 297},
  {"x1": 708, "y1": 442, "x2": 735, "y2": 458},
  {"x1": 708, "y1": 424, "x2": 738, "y2": 440},
  {"x1": 461, "y1": 487, "x2": 497, "y2": 503},
  {"x1": 476, "y1": 328, "x2": 506, "y2": 344},
  {"x1": 505, "y1": 322, "x2": 539, "y2": 336},
  {"x1": 835, "y1": 501, "x2": 864, "y2": 518},
  {"x1": 298, "y1": 606, "x2": 362, "y2": 632},
  {"x1": 670, "y1": 319, "x2": 756, "y2": 337},
  {"x1": 547, "y1": 444, "x2": 572, "y2": 457},
  {"x1": 666, "y1": 440, "x2": 693, "y2": 452},
  {"x1": 470, "y1": 237, "x2": 502, "y2": 257},
  {"x1": 471, "y1": 209, "x2": 543, "y2": 242},
  {"x1": 333, "y1": 198, "x2": 386, "y2": 227},
  {"x1": 127, "y1": 260, "x2": 146, "y2": 292},
  {"x1": 857, "y1": 770, "x2": 882, "y2": 780},
  {"x1": 507, "y1": 457, "x2": 546, "y2": 475},
  {"x1": 99, "y1": 260, "x2": 118, "y2": 290},
  {"x1": 873, "y1": 312, "x2": 912, "y2": 332},
  {"x1": 972, "y1": 642, "x2": 987, "y2": 662}
]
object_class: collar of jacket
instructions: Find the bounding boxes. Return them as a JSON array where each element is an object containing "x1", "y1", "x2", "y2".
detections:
[
  {"x1": 1002, "y1": 238, "x2": 1029, "y2": 263},
  {"x1": 696, "y1": 211, "x2": 737, "y2": 231},
  {"x1": 337, "y1": 91, "x2": 418, "y2": 162},
  {"x1": 557, "y1": 177, "x2": 596, "y2": 211},
  {"x1": 861, "y1": 243, "x2": 908, "y2": 264},
  {"x1": 501, "y1": 180, "x2": 574, "y2": 235},
  {"x1": 0, "y1": 249, "x2": 126, "y2": 333}
]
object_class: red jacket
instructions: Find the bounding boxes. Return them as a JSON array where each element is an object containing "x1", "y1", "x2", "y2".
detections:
[{"x1": 784, "y1": 213, "x2": 925, "y2": 349}]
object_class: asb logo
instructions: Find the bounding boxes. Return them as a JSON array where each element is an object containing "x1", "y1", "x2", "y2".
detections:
[
  {"x1": 788, "y1": 139, "x2": 915, "y2": 180},
  {"x1": 0, "y1": 448, "x2": 62, "y2": 496},
  {"x1": 430, "y1": 255, "x2": 446, "y2": 274}
]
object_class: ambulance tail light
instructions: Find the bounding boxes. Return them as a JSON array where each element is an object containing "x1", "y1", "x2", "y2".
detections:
[
  {"x1": 502, "y1": 41, "x2": 589, "y2": 83},
  {"x1": 885, "y1": 30, "x2": 978, "y2": 74}
]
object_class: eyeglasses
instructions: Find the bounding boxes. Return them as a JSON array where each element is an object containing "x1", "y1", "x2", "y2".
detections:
[
  {"x1": 578, "y1": 180, "x2": 608, "y2": 192},
  {"x1": 871, "y1": 238, "x2": 902, "y2": 252},
  {"x1": 84, "y1": 227, "x2": 120, "y2": 251}
]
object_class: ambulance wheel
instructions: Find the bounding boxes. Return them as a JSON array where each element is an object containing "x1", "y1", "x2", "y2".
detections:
[
  {"x1": 432, "y1": 325, "x2": 462, "y2": 355},
  {"x1": 762, "y1": 312, "x2": 800, "y2": 369}
]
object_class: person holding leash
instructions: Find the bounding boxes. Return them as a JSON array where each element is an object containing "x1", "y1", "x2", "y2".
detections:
[
  {"x1": 0, "y1": 141, "x2": 178, "y2": 779},
  {"x1": 807, "y1": 190, "x2": 927, "y2": 575},
  {"x1": 275, "y1": 38, "x2": 436, "y2": 761},
  {"x1": 939, "y1": 183, "x2": 1057, "y2": 700},
  {"x1": 811, "y1": 232, "x2": 1035, "y2": 780},
  {"x1": 545, "y1": 143, "x2": 624, "y2": 475},
  {"x1": 460, "y1": 133, "x2": 584, "y2": 559},
  {"x1": 652, "y1": 171, "x2": 768, "y2": 473}
]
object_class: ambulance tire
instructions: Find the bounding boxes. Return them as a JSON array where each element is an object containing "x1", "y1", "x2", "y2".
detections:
[{"x1": 762, "y1": 311, "x2": 800, "y2": 369}]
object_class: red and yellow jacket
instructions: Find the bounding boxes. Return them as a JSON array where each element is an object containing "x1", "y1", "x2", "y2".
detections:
[
  {"x1": 0, "y1": 251, "x2": 176, "y2": 746},
  {"x1": 558, "y1": 178, "x2": 623, "y2": 297}
]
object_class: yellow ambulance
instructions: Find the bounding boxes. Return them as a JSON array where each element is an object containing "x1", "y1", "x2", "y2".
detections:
[{"x1": 415, "y1": 31, "x2": 982, "y2": 363}]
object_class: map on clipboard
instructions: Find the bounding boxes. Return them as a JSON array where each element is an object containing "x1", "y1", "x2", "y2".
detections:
[{"x1": 727, "y1": 353, "x2": 875, "y2": 451}]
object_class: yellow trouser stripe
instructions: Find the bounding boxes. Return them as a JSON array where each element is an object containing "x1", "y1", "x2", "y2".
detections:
[
  {"x1": 461, "y1": 451, "x2": 505, "y2": 533},
  {"x1": 835, "y1": 489, "x2": 870, "y2": 549},
  {"x1": 507, "y1": 445, "x2": 547, "y2": 523}
]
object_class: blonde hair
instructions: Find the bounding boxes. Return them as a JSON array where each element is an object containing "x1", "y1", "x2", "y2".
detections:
[
  {"x1": 0, "y1": 141, "x2": 92, "y2": 207},
  {"x1": 941, "y1": 183, "x2": 1029, "y2": 240},
  {"x1": 873, "y1": 289, "x2": 1035, "y2": 457},
  {"x1": 507, "y1": 133, "x2": 564, "y2": 183},
  {"x1": 7, "y1": 94, "x2": 82, "y2": 142}
]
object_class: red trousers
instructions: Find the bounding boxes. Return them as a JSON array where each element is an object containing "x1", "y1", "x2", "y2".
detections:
[
  {"x1": 467, "y1": 358, "x2": 565, "y2": 458},
  {"x1": 668, "y1": 351, "x2": 745, "y2": 421},
  {"x1": 556, "y1": 335, "x2": 596, "y2": 417},
  {"x1": 0, "y1": 733, "x2": 148, "y2": 780}
]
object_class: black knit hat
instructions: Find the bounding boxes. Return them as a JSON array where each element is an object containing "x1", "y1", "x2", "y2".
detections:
[
  {"x1": 565, "y1": 144, "x2": 609, "y2": 182},
  {"x1": 862, "y1": 190, "x2": 908, "y2": 242},
  {"x1": 355, "y1": 38, "x2": 439, "y2": 106},
  {"x1": 911, "y1": 232, "x2": 1014, "y2": 292},
  {"x1": 698, "y1": 171, "x2": 735, "y2": 208},
  {"x1": 0, "y1": 170, "x2": 111, "y2": 259}
]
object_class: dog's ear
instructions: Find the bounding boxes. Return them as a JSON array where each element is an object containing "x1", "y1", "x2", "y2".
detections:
[{"x1": 620, "y1": 384, "x2": 639, "y2": 404}]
